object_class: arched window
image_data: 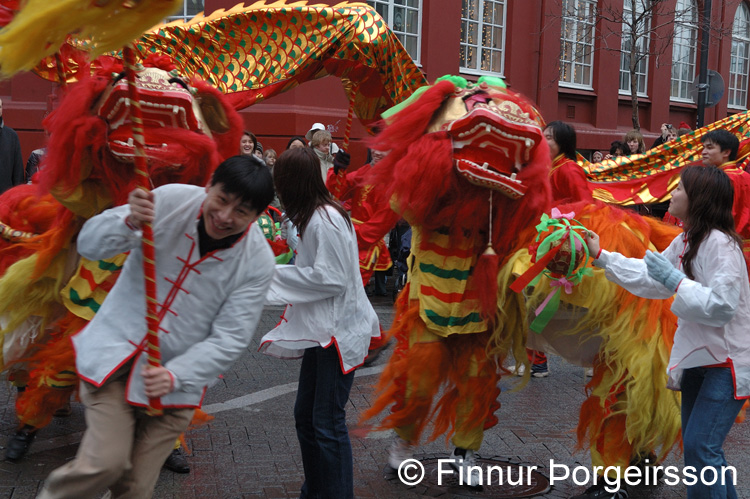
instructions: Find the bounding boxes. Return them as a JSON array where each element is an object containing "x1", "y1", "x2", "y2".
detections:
[
  {"x1": 670, "y1": 0, "x2": 698, "y2": 101},
  {"x1": 559, "y1": 0, "x2": 598, "y2": 88},
  {"x1": 167, "y1": 0, "x2": 203, "y2": 22},
  {"x1": 619, "y1": 0, "x2": 650, "y2": 96},
  {"x1": 460, "y1": 0, "x2": 507, "y2": 76},
  {"x1": 729, "y1": 3, "x2": 750, "y2": 109},
  {"x1": 368, "y1": 0, "x2": 423, "y2": 63}
]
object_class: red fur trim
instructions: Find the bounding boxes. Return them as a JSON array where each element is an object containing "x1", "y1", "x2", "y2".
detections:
[
  {"x1": 0, "y1": 183, "x2": 78, "y2": 278},
  {"x1": 360, "y1": 286, "x2": 503, "y2": 444},
  {"x1": 40, "y1": 75, "x2": 131, "y2": 201},
  {"x1": 366, "y1": 83, "x2": 552, "y2": 260},
  {"x1": 92, "y1": 55, "x2": 123, "y2": 78},
  {"x1": 0, "y1": 186, "x2": 57, "y2": 273},
  {"x1": 13, "y1": 314, "x2": 86, "y2": 428},
  {"x1": 371, "y1": 80, "x2": 457, "y2": 154},
  {"x1": 143, "y1": 54, "x2": 177, "y2": 71},
  {"x1": 40, "y1": 74, "x2": 243, "y2": 209}
]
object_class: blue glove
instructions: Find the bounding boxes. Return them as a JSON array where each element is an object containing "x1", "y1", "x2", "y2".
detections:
[{"x1": 644, "y1": 250, "x2": 685, "y2": 292}]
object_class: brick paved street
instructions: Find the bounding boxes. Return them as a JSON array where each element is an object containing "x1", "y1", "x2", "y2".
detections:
[{"x1": 0, "y1": 296, "x2": 749, "y2": 498}]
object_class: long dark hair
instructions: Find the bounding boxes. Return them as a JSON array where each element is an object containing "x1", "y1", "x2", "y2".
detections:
[
  {"x1": 273, "y1": 147, "x2": 352, "y2": 236},
  {"x1": 680, "y1": 165, "x2": 743, "y2": 279},
  {"x1": 545, "y1": 121, "x2": 577, "y2": 160}
]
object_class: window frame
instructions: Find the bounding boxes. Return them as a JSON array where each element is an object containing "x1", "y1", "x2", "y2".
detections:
[
  {"x1": 618, "y1": 0, "x2": 650, "y2": 97},
  {"x1": 460, "y1": 0, "x2": 508, "y2": 77},
  {"x1": 166, "y1": 0, "x2": 204, "y2": 22},
  {"x1": 558, "y1": 0, "x2": 598, "y2": 90},
  {"x1": 670, "y1": 0, "x2": 698, "y2": 102},
  {"x1": 368, "y1": 0, "x2": 423, "y2": 64},
  {"x1": 729, "y1": 3, "x2": 750, "y2": 110}
]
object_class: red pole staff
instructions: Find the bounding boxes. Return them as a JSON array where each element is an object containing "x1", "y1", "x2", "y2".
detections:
[
  {"x1": 123, "y1": 45, "x2": 163, "y2": 416},
  {"x1": 343, "y1": 85, "x2": 358, "y2": 150}
]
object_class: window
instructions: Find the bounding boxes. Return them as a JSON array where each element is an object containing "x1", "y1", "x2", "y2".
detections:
[
  {"x1": 460, "y1": 0, "x2": 507, "y2": 76},
  {"x1": 729, "y1": 3, "x2": 750, "y2": 109},
  {"x1": 368, "y1": 1, "x2": 422, "y2": 63},
  {"x1": 619, "y1": 0, "x2": 650, "y2": 96},
  {"x1": 167, "y1": 0, "x2": 203, "y2": 22},
  {"x1": 559, "y1": 0, "x2": 597, "y2": 88},
  {"x1": 670, "y1": 0, "x2": 697, "y2": 101}
]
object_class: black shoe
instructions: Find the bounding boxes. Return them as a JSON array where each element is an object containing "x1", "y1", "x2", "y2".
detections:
[
  {"x1": 363, "y1": 340, "x2": 392, "y2": 367},
  {"x1": 163, "y1": 448, "x2": 190, "y2": 473},
  {"x1": 5, "y1": 425, "x2": 37, "y2": 462},
  {"x1": 53, "y1": 401, "x2": 72, "y2": 418},
  {"x1": 571, "y1": 481, "x2": 628, "y2": 498}
]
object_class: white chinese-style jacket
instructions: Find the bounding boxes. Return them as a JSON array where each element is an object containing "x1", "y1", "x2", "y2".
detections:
[
  {"x1": 596, "y1": 229, "x2": 750, "y2": 397},
  {"x1": 260, "y1": 206, "x2": 380, "y2": 373},
  {"x1": 73, "y1": 184, "x2": 274, "y2": 408}
]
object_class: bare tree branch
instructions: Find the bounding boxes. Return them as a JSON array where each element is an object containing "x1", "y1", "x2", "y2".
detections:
[{"x1": 543, "y1": 0, "x2": 734, "y2": 131}]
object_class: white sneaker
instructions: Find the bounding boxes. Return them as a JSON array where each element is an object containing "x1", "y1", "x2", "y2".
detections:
[
  {"x1": 448, "y1": 448, "x2": 483, "y2": 488},
  {"x1": 508, "y1": 364, "x2": 549, "y2": 378},
  {"x1": 388, "y1": 437, "x2": 414, "y2": 470}
]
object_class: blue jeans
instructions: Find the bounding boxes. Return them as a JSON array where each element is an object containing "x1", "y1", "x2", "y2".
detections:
[
  {"x1": 681, "y1": 367, "x2": 745, "y2": 499},
  {"x1": 294, "y1": 346, "x2": 355, "y2": 499}
]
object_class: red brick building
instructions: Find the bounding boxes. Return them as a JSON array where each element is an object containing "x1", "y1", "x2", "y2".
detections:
[{"x1": 3, "y1": 0, "x2": 749, "y2": 164}]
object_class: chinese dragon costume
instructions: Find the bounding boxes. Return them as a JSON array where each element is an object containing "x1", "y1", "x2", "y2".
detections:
[
  {"x1": 0, "y1": 0, "x2": 427, "y2": 460},
  {"x1": 0, "y1": 57, "x2": 244, "y2": 436},
  {"x1": 359, "y1": 75, "x2": 685, "y2": 479}
]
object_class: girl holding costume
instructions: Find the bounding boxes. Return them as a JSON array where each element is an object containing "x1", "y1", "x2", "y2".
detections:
[
  {"x1": 260, "y1": 147, "x2": 380, "y2": 499},
  {"x1": 585, "y1": 165, "x2": 750, "y2": 498}
]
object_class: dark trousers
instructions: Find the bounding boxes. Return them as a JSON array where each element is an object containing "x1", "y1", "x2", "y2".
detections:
[{"x1": 294, "y1": 346, "x2": 355, "y2": 499}]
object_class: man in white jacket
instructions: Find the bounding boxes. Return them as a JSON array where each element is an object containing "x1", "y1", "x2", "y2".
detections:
[{"x1": 38, "y1": 155, "x2": 275, "y2": 499}]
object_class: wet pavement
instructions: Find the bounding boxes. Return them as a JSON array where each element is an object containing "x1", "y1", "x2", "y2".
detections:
[{"x1": 1, "y1": 295, "x2": 749, "y2": 498}]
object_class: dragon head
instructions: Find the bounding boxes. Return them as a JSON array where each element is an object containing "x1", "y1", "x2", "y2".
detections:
[
  {"x1": 95, "y1": 64, "x2": 210, "y2": 162},
  {"x1": 41, "y1": 56, "x2": 242, "y2": 216},
  {"x1": 370, "y1": 75, "x2": 552, "y2": 254},
  {"x1": 427, "y1": 76, "x2": 545, "y2": 199}
]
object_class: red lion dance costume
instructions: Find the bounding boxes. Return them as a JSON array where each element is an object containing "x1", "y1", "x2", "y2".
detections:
[
  {"x1": 361, "y1": 75, "x2": 554, "y2": 458},
  {"x1": 360, "y1": 75, "x2": 684, "y2": 489},
  {"x1": 0, "y1": 56, "x2": 242, "y2": 449}
]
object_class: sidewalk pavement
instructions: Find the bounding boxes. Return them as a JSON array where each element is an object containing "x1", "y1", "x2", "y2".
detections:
[{"x1": 1, "y1": 295, "x2": 749, "y2": 498}]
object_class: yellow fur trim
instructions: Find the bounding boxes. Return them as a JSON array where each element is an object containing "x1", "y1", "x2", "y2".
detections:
[
  {"x1": 0, "y1": 0, "x2": 183, "y2": 77},
  {"x1": 0, "y1": 252, "x2": 71, "y2": 371},
  {"x1": 498, "y1": 238, "x2": 681, "y2": 469}
]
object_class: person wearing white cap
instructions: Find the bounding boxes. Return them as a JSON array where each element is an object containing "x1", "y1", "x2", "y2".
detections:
[{"x1": 305, "y1": 123, "x2": 326, "y2": 143}]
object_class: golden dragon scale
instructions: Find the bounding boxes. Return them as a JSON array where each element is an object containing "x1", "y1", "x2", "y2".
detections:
[
  {"x1": 581, "y1": 110, "x2": 750, "y2": 205},
  {"x1": 30, "y1": 1, "x2": 428, "y2": 124}
]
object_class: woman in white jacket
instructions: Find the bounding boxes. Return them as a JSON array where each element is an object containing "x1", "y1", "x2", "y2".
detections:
[
  {"x1": 585, "y1": 165, "x2": 750, "y2": 499},
  {"x1": 260, "y1": 146, "x2": 380, "y2": 499}
]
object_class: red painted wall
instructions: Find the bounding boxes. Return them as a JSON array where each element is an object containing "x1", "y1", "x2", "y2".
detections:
[{"x1": 2, "y1": 0, "x2": 748, "y2": 162}]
